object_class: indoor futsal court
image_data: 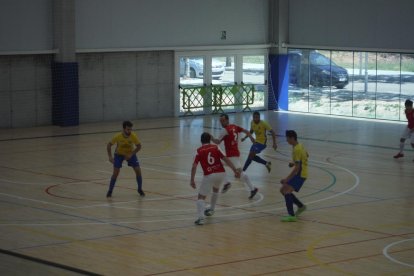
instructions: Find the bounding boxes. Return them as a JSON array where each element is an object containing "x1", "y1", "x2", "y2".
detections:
[{"x1": 0, "y1": 110, "x2": 413, "y2": 275}]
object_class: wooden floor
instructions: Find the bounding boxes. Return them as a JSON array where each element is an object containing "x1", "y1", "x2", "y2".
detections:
[{"x1": 0, "y1": 111, "x2": 413, "y2": 276}]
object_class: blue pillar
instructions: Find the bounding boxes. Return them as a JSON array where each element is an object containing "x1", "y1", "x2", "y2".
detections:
[
  {"x1": 52, "y1": 62, "x2": 79, "y2": 126},
  {"x1": 268, "y1": 54, "x2": 289, "y2": 110}
]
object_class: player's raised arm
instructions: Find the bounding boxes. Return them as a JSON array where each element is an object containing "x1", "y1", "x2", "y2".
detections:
[
  {"x1": 210, "y1": 133, "x2": 221, "y2": 144},
  {"x1": 241, "y1": 129, "x2": 254, "y2": 142},
  {"x1": 242, "y1": 129, "x2": 255, "y2": 143}
]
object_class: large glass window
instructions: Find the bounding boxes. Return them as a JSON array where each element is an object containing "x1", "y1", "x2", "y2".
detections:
[
  {"x1": 179, "y1": 56, "x2": 205, "y2": 114},
  {"x1": 331, "y1": 51, "x2": 353, "y2": 116},
  {"x1": 352, "y1": 52, "x2": 376, "y2": 118},
  {"x1": 376, "y1": 53, "x2": 401, "y2": 120},
  {"x1": 212, "y1": 56, "x2": 233, "y2": 85},
  {"x1": 288, "y1": 49, "x2": 310, "y2": 112},
  {"x1": 242, "y1": 55, "x2": 266, "y2": 109},
  {"x1": 179, "y1": 56, "x2": 204, "y2": 86},
  {"x1": 309, "y1": 50, "x2": 332, "y2": 114},
  {"x1": 212, "y1": 56, "x2": 234, "y2": 113},
  {"x1": 287, "y1": 48, "x2": 414, "y2": 122},
  {"x1": 177, "y1": 51, "x2": 267, "y2": 116},
  {"x1": 401, "y1": 54, "x2": 414, "y2": 120}
]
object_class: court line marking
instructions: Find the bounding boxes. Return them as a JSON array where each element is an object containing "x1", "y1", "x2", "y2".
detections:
[
  {"x1": 383, "y1": 238, "x2": 414, "y2": 268},
  {"x1": 0, "y1": 192, "x2": 75, "y2": 209},
  {"x1": 0, "y1": 248, "x2": 101, "y2": 276},
  {"x1": 0, "y1": 152, "x2": 357, "y2": 226}
]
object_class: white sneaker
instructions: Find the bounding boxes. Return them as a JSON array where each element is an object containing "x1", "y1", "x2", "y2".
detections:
[
  {"x1": 204, "y1": 208, "x2": 215, "y2": 216},
  {"x1": 194, "y1": 218, "x2": 205, "y2": 225}
]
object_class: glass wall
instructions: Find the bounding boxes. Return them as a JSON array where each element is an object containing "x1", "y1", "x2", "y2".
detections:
[
  {"x1": 177, "y1": 51, "x2": 267, "y2": 116},
  {"x1": 287, "y1": 48, "x2": 414, "y2": 122},
  {"x1": 242, "y1": 55, "x2": 266, "y2": 109}
]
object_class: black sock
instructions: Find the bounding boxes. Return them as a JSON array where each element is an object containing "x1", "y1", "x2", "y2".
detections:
[
  {"x1": 284, "y1": 194, "x2": 295, "y2": 216},
  {"x1": 291, "y1": 193, "x2": 303, "y2": 208}
]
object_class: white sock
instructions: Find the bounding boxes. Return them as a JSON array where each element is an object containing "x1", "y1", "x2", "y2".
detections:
[
  {"x1": 399, "y1": 142, "x2": 405, "y2": 152},
  {"x1": 210, "y1": 192, "x2": 219, "y2": 210},
  {"x1": 196, "y1": 199, "x2": 205, "y2": 219},
  {"x1": 241, "y1": 171, "x2": 254, "y2": 191}
]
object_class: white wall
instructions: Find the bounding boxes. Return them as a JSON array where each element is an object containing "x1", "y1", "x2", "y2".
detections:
[
  {"x1": 75, "y1": 0, "x2": 269, "y2": 49},
  {"x1": 289, "y1": 0, "x2": 414, "y2": 50},
  {"x1": 78, "y1": 51, "x2": 174, "y2": 123},
  {"x1": 0, "y1": 0, "x2": 53, "y2": 52},
  {"x1": 0, "y1": 55, "x2": 52, "y2": 127}
]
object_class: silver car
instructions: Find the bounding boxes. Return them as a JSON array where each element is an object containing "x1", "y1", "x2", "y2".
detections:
[{"x1": 180, "y1": 58, "x2": 225, "y2": 79}]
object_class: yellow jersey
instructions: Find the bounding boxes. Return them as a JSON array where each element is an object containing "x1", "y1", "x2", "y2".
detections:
[
  {"x1": 292, "y1": 143, "x2": 308, "y2": 178},
  {"x1": 251, "y1": 120, "x2": 272, "y2": 145},
  {"x1": 110, "y1": 132, "x2": 140, "y2": 156}
]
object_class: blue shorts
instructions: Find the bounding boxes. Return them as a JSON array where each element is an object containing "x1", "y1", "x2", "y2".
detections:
[
  {"x1": 114, "y1": 154, "x2": 140, "y2": 169},
  {"x1": 250, "y1": 143, "x2": 267, "y2": 154},
  {"x1": 288, "y1": 175, "x2": 306, "y2": 192}
]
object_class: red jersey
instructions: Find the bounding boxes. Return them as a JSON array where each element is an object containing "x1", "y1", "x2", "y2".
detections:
[
  {"x1": 219, "y1": 124, "x2": 244, "y2": 157},
  {"x1": 406, "y1": 109, "x2": 414, "y2": 129},
  {"x1": 193, "y1": 144, "x2": 225, "y2": 176}
]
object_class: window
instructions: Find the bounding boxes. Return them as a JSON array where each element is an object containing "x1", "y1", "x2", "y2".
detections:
[{"x1": 287, "y1": 48, "x2": 414, "y2": 122}]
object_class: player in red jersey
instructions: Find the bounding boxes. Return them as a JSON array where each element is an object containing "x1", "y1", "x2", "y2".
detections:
[
  {"x1": 191, "y1": 132, "x2": 240, "y2": 225},
  {"x1": 211, "y1": 114, "x2": 259, "y2": 199},
  {"x1": 393, "y1": 99, "x2": 414, "y2": 161}
]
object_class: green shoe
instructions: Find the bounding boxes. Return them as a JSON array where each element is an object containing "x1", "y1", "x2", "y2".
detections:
[
  {"x1": 296, "y1": 205, "x2": 307, "y2": 217},
  {"x1": 265, "y1": 162, "x2": 272, "y2": 173},
  {"x1": 281, "y1": 215, "x2": 297, "y2": 222}
]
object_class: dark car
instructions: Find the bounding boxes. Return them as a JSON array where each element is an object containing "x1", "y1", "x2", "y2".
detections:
[{"x1": 289, "y1": 50, "x2": 349, "y2": 89}]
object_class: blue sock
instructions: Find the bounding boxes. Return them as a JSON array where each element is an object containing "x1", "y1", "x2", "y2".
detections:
[
  {"x1": 291, "y1": 194, "x2": 303, "y2": 208},
  {"x1": 253, "y1": 155, "x2": 267, "y2": 165},
  {"x1": 243, "y1": 158, "x2": 253, "y2": 171},
  {"x1": 136, "y1": 175, "x2": 143, "y2": 191},
  {"x1": 108, "y1": 177, "x2": 116, "y2": 192},
  {"x1": 284, "y1": 194, "x2": 295, "y2": 216}
]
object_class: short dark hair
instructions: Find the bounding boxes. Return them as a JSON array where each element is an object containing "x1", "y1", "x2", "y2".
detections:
[
  {"x1": 123, "y1": 120, "x2": 133, "y2": 129},
  {"x1": 220, "y1": 113, "x2": 229, "y2": 120},
  {"x1": 201, "y1": 132, "x2": 211, "y2": 144},
  {"x1": 405, "y1": 99, "x2": 413, "y2": 107},
  {"x1": 253, "y1": 111, "x2": 260, "y2": 117},
  {"x1": 285, "y1": 130, "x2": 297, "y2": 140}
]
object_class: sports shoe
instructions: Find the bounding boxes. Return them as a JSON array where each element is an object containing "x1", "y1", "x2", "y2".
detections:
[
  {"x1": 249, "y1": 188, "x2": 258, "y2": 199},
  {"x1": 194, "y1": 218, "x2": 205, "y2": 225},
  {"x1": 281, "y1": 215, "x2": 297, "y2": 222},
  {"x1": 296, "y1": 205, "x2": 307, "y2": 217},
  {"x1": 222, "y1": 182, "x2": 232, "y2": 193},
  {"x1": 265, "y1": 162, "x2": 272, "y2": 173},
  {"x1": 106, "y1": 190, "x2": 112, "y2": 198},
  {"x1": 393, "y1": 153, "x2": 404, "y2": 159},
  {"x1": 204, "y1": 208, "x2": 215, "y2": 216},
  {"x1": 138, "y1": 190, "x2": 145, "y2": 197}
]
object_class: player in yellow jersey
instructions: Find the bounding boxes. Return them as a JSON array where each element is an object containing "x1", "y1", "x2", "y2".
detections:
[
  {"x1": 280, "y1": 130, "x2": 308, "y2": 222},
  {"x1": 241, "y1": 112, "x2": 277, "y2": 179},
  {"x1": 106, "y1": 121, "x2": 145, "y2": 198}
]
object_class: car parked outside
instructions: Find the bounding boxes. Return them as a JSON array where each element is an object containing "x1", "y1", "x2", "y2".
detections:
[
  {"x1": 289, "y1": 50, "x2": 349, "y2": 89},
  {"x1": 180, "y1": 58, "x2": 225, "y2": 80}
]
